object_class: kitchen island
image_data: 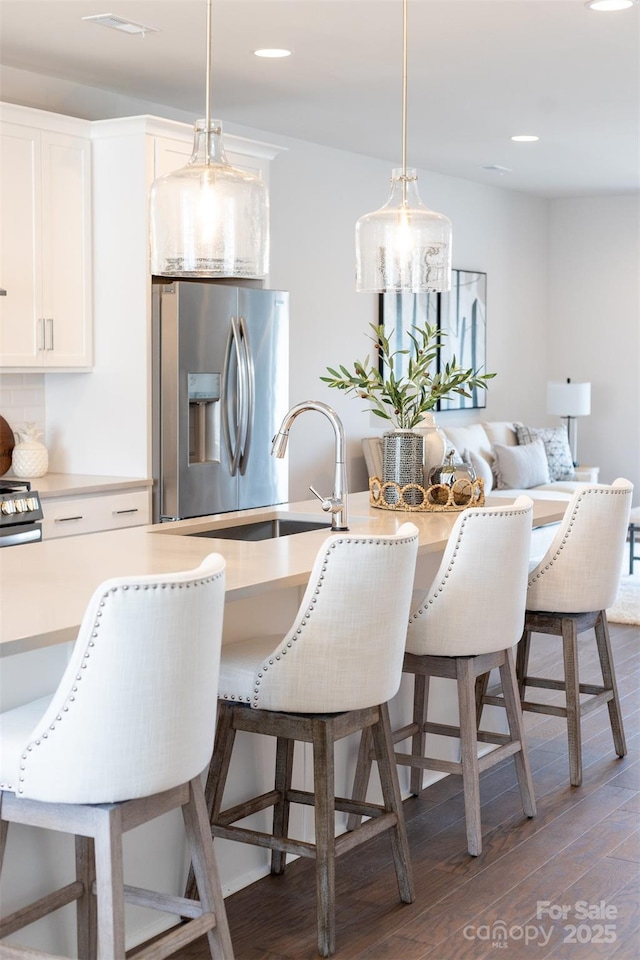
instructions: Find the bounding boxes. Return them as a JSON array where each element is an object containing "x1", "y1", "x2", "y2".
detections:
[
  {"x1": 0, "y1": 491, "x2": 566, "y2": 658},
  {"x1": 0, "y1": 491, "x2": 567, "y2": 954}
]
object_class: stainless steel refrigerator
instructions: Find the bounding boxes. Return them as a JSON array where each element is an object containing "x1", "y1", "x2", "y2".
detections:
[{"x1": 152, "y1": 280, "x2": 289, "y2": 521}]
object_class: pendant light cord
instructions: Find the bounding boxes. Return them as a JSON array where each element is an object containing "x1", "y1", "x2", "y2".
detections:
[
  {"x1": 205, "y1": 0, "x2": 213, "y2": 166},
  {"x1": 401, "y1": 0, "x2": 408, "y2": 204}
]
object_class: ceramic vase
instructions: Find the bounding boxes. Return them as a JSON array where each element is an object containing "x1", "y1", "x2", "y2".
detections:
[
  {"x1": 382, "y1": 430, "x2": 424, "y2": 505},
  {"x1": 12, "y1": 424, "x2": 48, "y2": 478},
  {"x1": 415, "y1": 412, "x2": 448, "y2": 482}
]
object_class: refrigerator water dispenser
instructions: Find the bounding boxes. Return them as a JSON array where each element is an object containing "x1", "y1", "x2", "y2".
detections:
[{"x1": 188, "y1": 373, "x2": 221, "y2": 464}]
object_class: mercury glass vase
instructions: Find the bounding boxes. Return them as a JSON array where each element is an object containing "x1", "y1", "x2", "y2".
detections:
[
  {"x1": 149, "y1": 119, "x2": 269, "y2": 279},
  {"x1": 382, "y1": 429, "x2": 424, "y2": 506}
]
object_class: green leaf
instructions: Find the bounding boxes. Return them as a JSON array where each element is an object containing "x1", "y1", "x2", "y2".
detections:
[{"x1": 322, "y1": 317, "x2": 496, "y2": 429}]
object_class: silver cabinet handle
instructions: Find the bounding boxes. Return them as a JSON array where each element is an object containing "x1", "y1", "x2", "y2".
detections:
[
  {"x1": 113, "y1": 508, "x2": 138, "y2": 515},
  {"x1": 46, "y1": 318, "x2": 54, "y2": 351},
  {"x1": 54, "y1": 515, "x2": 84, "y2": 523},
  {"x1": 40, "y1": 318, "x2": 46, "y2": 351},
  {"x1": 0, "y1": 289, "x2": 7, "y2": 296}
]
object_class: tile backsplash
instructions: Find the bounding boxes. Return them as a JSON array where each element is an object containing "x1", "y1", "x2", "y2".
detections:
[{"x1": 0, "y1": 373, "x2": 46, "y2": 441}]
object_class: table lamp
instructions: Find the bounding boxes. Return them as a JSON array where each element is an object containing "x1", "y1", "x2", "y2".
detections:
[{"x1": 547, "y1": 378, "x2": 591, "y2": 467}]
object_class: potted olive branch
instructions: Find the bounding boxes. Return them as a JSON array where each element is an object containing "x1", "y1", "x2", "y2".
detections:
[
  {"x1": 321, "y1": 322, "x2": 495, "y2": 429},
  {"x1": 321, "y1": 322, "x2": 496, "y2": 504}
]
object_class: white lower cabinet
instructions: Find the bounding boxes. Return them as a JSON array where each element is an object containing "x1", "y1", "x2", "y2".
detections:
[{"x1": 42, "y1": 488, "x2": 150, "y2": 539}]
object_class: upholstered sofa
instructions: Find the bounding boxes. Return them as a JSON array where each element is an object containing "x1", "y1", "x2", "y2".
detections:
[
  {"x1": 362, "y1": 420, "x2": 594, "y2": 560},
  {"x1": 362, "y1": 420, "x2": 591, "y2": 502}
]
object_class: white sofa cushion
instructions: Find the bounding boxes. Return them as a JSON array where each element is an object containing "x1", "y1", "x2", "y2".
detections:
[
  {"x1": 443, "y1": 423, "x2": 493, "y2": 465},
  {"x1": 493, "y1": 439, "x2": 550, "y2": 489},
  {"x1": 482, "y1": 421, "x2": 521, "y2": 447},
  {"x1": 465, "y1": 449, "x2": 494, "y2": 490}
]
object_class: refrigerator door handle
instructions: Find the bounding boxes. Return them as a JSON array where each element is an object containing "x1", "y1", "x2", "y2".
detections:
[
  {"x1": 222, "y1": 316, "x2": 244, "y2": 476},
  {"x1": 238, "y1": 316, "x2": 254, "y2": 476}
]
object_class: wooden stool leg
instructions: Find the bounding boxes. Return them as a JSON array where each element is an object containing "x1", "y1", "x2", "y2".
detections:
[
  {"x1": 561, "y1": 618, "x2": 583, "y2": 787},
  {"x1": 186, "y1": 702, "x2": 237, "y2": 901},
  {"x1": 346, "y1": 725, "x2": 373, "y2": 831},
  {"x1": 204, "y1": 703, "x2": 237, "y2": 824},
  {"x1": 370, "y1": 703, "x2": 414, "y2": 904},
  {"x1": 312, "y1": 718, "x2": 336, "y2": 958},
  {"x1": 516, "y1": 628, "x2": 532, "y2": 700},
  {"x1": 475, "y1": 672, "x2": 490, "y2": 727},
  {"x1": 271, "y1": 736, "x2": 294, "y2": 875},
  {"x1": 183, "y1": 777, "x2": 234, "y2": 960},
  {"x1": 499, "y1": 648, "x2": 536, "y2": 818},
  {"x1": 0, "y1": 801, "x2": 8, "y2": 873},
  {"x1": 410, "y1": 673, "x2": 429, "y2": 796},
  {"x1": 75, "y1": 835, "x2": 97, "y2": 960},
  {"x1": 93, "y1": 807, "x2": 126, "y2": 960},
  {"x1": 594, "y1": 612, "x2": 627, "y2": 759},
  {"x1": 457, "y1": 658, "x2": 483, "y2": 856}
]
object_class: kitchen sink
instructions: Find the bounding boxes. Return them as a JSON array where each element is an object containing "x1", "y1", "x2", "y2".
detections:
[{"x1": 187, "y1": 517, "x2": 333, "y2": 542}]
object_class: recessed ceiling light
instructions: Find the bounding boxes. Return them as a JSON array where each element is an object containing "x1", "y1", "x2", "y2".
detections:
[
  {"x1": 82, "y1": 13, "x2": 159, "y2": 36},
  {"x1": 585, "y1": 1, "x2": 636, "y2": 11},
  {"x1": 510, "y1": 135, "x2": 540, "y2": 143},
  {"x1": 253, "y1": 48, "x2": 292, "y2": 59}
]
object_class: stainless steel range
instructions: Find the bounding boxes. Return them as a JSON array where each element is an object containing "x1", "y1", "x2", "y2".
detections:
[{"x1": 0, "y1": 479, "x2": 43, "y2": 546}]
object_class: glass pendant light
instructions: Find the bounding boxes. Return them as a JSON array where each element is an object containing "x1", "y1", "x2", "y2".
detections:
[
  {"x1": 356, "y1": 0, "x2": 452, "y2": 293},
  {"x1": 149, "y1": 0, "x2": 269, "y2": 278}
]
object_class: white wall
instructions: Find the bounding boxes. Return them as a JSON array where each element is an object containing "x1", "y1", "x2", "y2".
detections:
[
  {"x1": 0, "y1": 375, "x2": 45, "y2": 449},
  {"x1": 548, "y1": 196, "x2": 640, "y2": 495}
]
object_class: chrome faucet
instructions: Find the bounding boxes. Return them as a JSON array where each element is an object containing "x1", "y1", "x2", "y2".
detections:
[{"x1": 271, "y1": 400, "x2": 349, "y2": 531}]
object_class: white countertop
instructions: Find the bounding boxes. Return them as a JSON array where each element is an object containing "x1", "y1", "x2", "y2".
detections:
[
  {"x1": 14, "y1": 473, "x2": 153, "y2": 498},
  {"x1": 0, "y1": 492, "x2": 567, "y2": 658}
]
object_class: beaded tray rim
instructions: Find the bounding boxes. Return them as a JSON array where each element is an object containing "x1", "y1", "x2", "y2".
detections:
[{"x1": 369, "y1": 476, "x2": 485, "y2": 513}]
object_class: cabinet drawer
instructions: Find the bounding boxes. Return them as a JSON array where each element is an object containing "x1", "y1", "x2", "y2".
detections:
[{"x1": 42, "y1": 489, "x2": 150, "y2": 539}]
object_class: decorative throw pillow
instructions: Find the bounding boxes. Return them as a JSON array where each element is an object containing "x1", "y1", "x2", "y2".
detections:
[
  {"x1": 516, "y1": 425, "x2": 576, "y2": 481},
  {"x1": 493, "y1": 439, "x2": 550, "y2": 490},
  {"x1": 463, "y1": 448, "x2": 494, "y2": 492}
]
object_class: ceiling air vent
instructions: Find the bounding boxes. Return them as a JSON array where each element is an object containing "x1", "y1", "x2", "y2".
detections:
[{"x1": 81, "y1": 14, "x2": 160, "y2": 36}]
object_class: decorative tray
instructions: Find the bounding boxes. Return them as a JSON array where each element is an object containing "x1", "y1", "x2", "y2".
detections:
[{"x1": 369, "y1": 476, "x2": 485, "y2": 512}]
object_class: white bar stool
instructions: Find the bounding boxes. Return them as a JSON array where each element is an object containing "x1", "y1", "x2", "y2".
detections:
[
  {"x1": 481, "y1": 479, "x2": 633, "y2": 787},
  {"x1": 0, "y1": 555, "x2": 233, "y2": 960},
  {"x1": 190, "y1": 525, "x2": 419, "y2": 957},
  {"x1": 350, "y1": 497, "x2": 536, "y2": 857}
]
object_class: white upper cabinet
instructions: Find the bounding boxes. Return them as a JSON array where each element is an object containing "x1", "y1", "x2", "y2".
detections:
[{"x1": 0, "y1": 106, "x2": 93, "y2": 370}]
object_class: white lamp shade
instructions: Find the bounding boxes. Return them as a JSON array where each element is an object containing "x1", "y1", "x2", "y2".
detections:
[{"x1": 547, "y1": 381, "x2": 591, "y2": 417}]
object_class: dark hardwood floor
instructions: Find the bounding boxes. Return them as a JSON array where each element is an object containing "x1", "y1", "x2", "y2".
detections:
[{"x1": 168, "y1": 621, "x2": 639, "y2": 960}]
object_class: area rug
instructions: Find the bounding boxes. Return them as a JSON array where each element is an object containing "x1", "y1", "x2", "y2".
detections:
[{"x1": 607, "y1": 570, "x2": 640, "y2": 626}]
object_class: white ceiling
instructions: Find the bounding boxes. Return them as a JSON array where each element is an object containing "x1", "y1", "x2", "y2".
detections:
[{"x1": 1, "y1": 0, "x2": 639, "y2": 198}]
